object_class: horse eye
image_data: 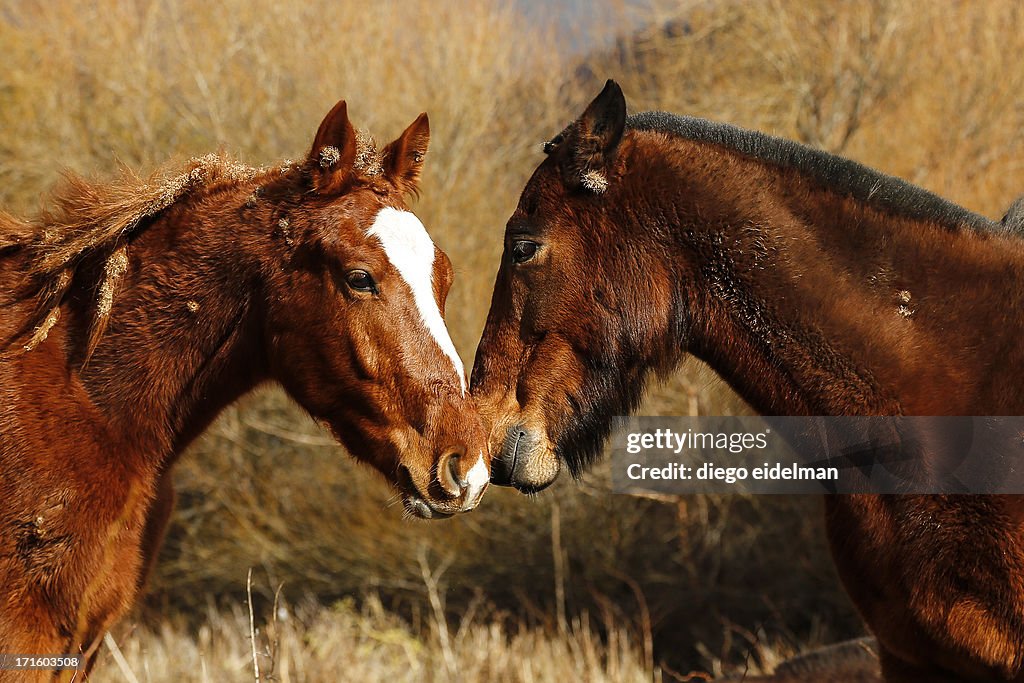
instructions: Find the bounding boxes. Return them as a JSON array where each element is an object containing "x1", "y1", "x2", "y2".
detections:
[
  {"x1": 346, "y1": 270, "x2": 377, "y2": 293},
  {"x1": 511, "y1": 240, "x2": 539, "y2": 264}
]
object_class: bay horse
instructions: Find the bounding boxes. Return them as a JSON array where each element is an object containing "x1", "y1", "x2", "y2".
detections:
[
  {"x1": 0, "y1": 100, "x2": 489, "y2": 679},
  {"x1": 471, "y1": 81, "x2": 1024, "y2": 682}
]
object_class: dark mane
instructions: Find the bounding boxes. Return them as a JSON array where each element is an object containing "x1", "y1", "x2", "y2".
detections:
[
  {"x1": 627, "y1": 111, "x2": 996, "y2": 232},
  {"x1": 1000, "y1": 196, "x2": 1024, "y2": 234}
]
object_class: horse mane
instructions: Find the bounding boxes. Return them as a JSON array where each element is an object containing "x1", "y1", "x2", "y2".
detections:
[
  {"x1": 626, "y1": 111, "x2": 996, "y2": 233},
  {"x1": 0, "y1": 212, "x2": 34, "y2": 253},
  {"x1": 1000, "y1": 196, "x2": 1024, "y2": 235},
  {"x1": 2, "y1": 153, "x2": 271, "y2": 357}
]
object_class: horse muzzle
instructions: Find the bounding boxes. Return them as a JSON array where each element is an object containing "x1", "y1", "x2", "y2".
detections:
[
  {"x1": 489, "y1": 423, "x2": 560, "y2": 493},
  {"x1": 398, "y1": 451, "x2": 489, "y2": 519}
]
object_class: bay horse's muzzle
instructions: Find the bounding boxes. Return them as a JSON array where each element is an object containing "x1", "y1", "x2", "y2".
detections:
[{"x1": 490, "y1": 423, "x2": 559, "y2": 493}]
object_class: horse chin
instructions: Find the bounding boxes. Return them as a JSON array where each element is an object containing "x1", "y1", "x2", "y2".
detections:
[
  {"x1": 395, "y1": 464, "x2": 467, "y2": 520},
  {"x1": 402, "y1": 494, "x2": 454, "y2": 520},
  {"x1": 511, "y1": 479, "x2": 556, "y2": 495}
]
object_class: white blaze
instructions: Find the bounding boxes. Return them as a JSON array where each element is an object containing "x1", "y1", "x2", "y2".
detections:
[
  {"x1": 464, "y1": 452, "x2": 489, "y2": 505},
  {"x1": 367, "y1": 207, "x2": 467, "y2": 393}
]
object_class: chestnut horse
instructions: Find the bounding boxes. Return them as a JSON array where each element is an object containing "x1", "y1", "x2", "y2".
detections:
[
  {"x1": 471, "y1": 81, "x2": 1024, "y2": 682},
  {"x1": 0, "y1": 100, "x2": 488, "y2": 679}
]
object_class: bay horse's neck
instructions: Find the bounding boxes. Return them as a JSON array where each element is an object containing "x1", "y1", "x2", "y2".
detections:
[
  {"x1": 76, "y1": 180, "x2": 272, "y2": 463},
  {"x1": 649, "y1": 139, "x2": 1024, "y2": 416}
]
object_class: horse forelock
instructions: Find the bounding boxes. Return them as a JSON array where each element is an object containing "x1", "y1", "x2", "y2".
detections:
[{"x1": 353, "y1": 130, "x2": 383, "y2": 177}]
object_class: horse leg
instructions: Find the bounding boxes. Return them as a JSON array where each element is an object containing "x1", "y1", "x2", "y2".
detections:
[
  {"x1": 827, "y1": 495, "x2": 1024, "y2": 682},
  {"x1": 77, "y1": 473, "x2": 175, "y2": 678},
  {"x1": 0, "y1": 605, "x2": 76, "y2": 683}
]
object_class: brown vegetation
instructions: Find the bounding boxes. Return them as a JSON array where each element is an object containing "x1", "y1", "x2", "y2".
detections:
[{"x1": 0, "y1": 0, "x2": 1020, "y2": 680}]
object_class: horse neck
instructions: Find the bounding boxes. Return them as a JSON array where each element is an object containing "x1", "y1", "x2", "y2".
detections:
[
  {"x1": 651, "y1": 142, "x2": 1024, "y2": 416},
  {"x1": 77, "y1": 182, "x2": 271, "y2": 463}
]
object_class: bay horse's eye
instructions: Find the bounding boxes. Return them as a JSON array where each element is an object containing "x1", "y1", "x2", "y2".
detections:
[
  {"x1": 346, "y1": 270, "x2": 377, "y2": 293},
  {"x1": 511, "y1": 240, "x2": 539, "y2": 264}
]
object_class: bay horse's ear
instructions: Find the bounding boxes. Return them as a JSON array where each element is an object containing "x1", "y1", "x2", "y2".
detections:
[
  {"x1": 308, "y1": 100, "x2": 359, "y2": 195},
  {"x1": 382, "y1": 113, "x2": 430, "y2": 196},
  {"x1": 566, "y1": 79, "x2": 626, "y2": 194}
]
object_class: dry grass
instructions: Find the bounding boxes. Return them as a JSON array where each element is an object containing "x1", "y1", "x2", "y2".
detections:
[
  {"x1": 0, "y1": 0, "x2": 568, "y2": 352},
  {"x1": 92, "y1": 589, "x2": 850, "y2": 682},
  {"x1": 1, "y1": 0, "x2": 1021, "y2": 678},
  {"x1": 588, "y1": 0, "x2": 1023, "y2": 214},
  {"x1": 92, "y1": 595, "x2": 654, "y2": 683}
]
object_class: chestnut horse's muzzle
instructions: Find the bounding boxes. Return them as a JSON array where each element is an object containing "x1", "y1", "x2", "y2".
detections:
[{"x1": 398, "y1": 450, "x2": 489, "y2": 519}]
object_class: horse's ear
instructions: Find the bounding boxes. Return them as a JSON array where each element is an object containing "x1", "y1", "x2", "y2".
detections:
[
  {"x1": 382, "y1": 113, "x2": 430, "y2": 195},
  {"x1": 565, "y1": 79, "x2": 626, "y2": 194},
  {"x1": 308, "y1": 100, "x2": 359, "y2": 195}
]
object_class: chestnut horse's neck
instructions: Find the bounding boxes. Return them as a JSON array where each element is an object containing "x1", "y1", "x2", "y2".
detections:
[
  {"x1": 633, "y1": 129, "x2": 1024, "y2": 417},
  {"x1": 68, "y1": 176, "x2": 276, "y2": 465}
]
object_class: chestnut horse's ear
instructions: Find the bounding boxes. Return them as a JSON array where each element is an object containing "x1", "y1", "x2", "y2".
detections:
[
  {"x1": 308, "y1": 100, "x2": 359, "y2": 195},
  {"x1": 566, "y1": 79, "x2": 627, "y2": 194},
  {"x1": 382, "y1": 113, "x2": 430, "y2": 195}
]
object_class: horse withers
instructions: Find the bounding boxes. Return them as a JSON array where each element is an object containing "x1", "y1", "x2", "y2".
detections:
[
  {"x1": 471, "y1": 81, "x2": 1024, "y2": 681},
  {"x1": 0, "y1": 100, "x2": 488, "y2": 677}
]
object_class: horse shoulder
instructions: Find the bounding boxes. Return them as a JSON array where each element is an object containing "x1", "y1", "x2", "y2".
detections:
[{"x1": 1, "y1": 324, "x2": 155, "y2": 653}]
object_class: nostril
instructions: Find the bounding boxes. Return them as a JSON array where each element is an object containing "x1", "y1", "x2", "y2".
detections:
[
  {"x1": 492, "y1": 424, "x2": 528, "y2": 487},
  {"x1": 437, "y1": 451, "x2": 466, "y2": 497},
  {"x1": 449, "y1": 454, "x2": 469, "y2": 490}
]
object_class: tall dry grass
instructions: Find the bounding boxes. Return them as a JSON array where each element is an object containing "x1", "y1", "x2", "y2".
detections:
[
  {"x1": 93, "y1": 595, "x2": 656, "y2": 683},
  {"x1": 2, "y1": 0, "x2": 1022, "y2": 679},
  {"x1": 588, "y1": 0, "x2": 1023, "y2": 212},
  {"x1": 0, "y1": 0, "x2": 568, "y2": 347}
]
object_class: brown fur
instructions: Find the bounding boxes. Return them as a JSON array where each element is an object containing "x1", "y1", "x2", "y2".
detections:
[
  {"x1": 471, "y1": 81, "x2": 1024, "y2": 681},
  {"x1": 0, "y1": 100, "x2": 488, "y2": 680}
]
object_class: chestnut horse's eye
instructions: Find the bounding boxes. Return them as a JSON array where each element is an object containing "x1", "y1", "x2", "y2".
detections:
[
  {"x1": 511, "y1": 240, "x2": 539, "y2": 264},
  {"x1": 346, "y1": 270, "x2": 377, "y2": 293}
]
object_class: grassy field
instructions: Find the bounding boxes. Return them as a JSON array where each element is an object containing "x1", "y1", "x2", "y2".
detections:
[
  {"x1": 1, "y1": 0, "x2": 1021, "y2": 680},
  {"x1": 97, "y1": 595, "x2": 658, "y2": 683}
]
